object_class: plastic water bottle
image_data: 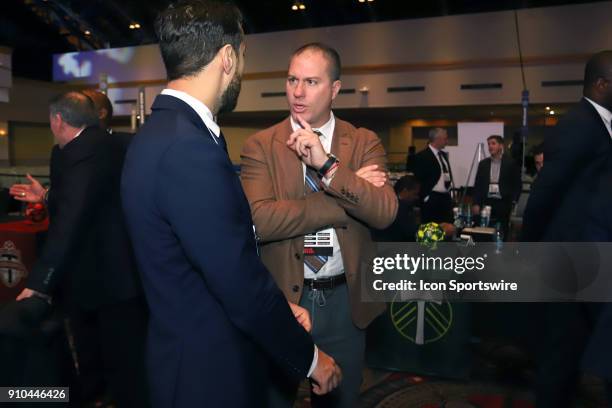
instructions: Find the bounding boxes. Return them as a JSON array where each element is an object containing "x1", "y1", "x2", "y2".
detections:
[
  {"x1": 494, "y1": 222, "x2": 503, "y2": 254},
  {"x1": 480, "y1": 209, "x2": 489, "y2": 227}
]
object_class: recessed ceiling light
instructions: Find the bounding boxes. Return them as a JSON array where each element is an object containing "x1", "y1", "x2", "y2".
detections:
[
  {"x1": 358, "y1": 0, "x2": 366, "y2": 2},
  {"x1": 84, "y1": 30, "x2": 91, "y2": 35},
  {"x1": 129, "y1": 24, "x2": 135, "y2": 29},
  {"x1": 549, "y1": 110, "x2": 555, "y2": 115},
  {"x1": 545, "y1": 106, "x2": 550, "y2": 110},
  {"x1": 134, "y1": 23, "x2": 141, "y2": 29},
  {"x1": 292, "y1": 4, "x2": 298, "y2": 10},
  {"x1": 299, "y1": 4, "x2": 306, "y2": 10}
]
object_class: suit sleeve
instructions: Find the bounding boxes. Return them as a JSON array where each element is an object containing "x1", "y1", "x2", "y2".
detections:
[
  {"x1": 240, "y1": 134, "x2": 348, "y2": 242},
  {"x1": 158, "y1": 139, "x2": 314, "y2": 380},
  {"x1": 472, "y1": 160, "x2": 486, "y2": 206},
  {"x1": 323, "y1": 129, "x2": 398, "y2": 230},
  {"x1": 509, "y1": 160, "x2": 522, "y2": 203},
  {"x1": 521, "y1": 120, "x2": 592, "y2": 241},
  {"x1": 28, "y1": 148, "x2": 109, "y2": 295}
]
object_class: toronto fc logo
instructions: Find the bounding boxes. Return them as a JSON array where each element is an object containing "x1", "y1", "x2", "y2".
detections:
[{"x1": 0, "y1": 241, "x2": 28, "y2": 288}]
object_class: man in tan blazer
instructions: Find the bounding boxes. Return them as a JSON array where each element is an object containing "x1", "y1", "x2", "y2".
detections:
[{"x1": 241, "y1": 43, "x2": 397, "y2": 408}]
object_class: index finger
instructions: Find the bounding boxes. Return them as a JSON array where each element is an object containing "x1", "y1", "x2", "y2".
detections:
[{"x1": 295, "y1": 114, "x2": 312, "y2": 132}]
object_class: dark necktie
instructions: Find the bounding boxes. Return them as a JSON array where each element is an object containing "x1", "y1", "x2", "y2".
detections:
[
  {"x1": 303, "y1": 131, "x2": 327, "y2": 274},
  {"x1": 438, "y1": 151, "x2": 452, "y2": 190}
]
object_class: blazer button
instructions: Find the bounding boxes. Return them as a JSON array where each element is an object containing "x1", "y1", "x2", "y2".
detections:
[
  {"x1": 294, "y1": 253, "x2": 301, "y2": 260},
  {"x1": 292, "y1": 285, "x2": 300, "y2": 293}
]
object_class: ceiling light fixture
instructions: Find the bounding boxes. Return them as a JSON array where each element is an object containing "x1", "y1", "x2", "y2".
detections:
[
  {"x1": 545, "y1": 106, "x2": 550, "y2": 110},
  {"x1": 549, "y1": 110, "x2": 555, "y2": 115},
  {"x1": 292, "y1": 2, "x2": 306, "y2": 10},
  {"x1": 84, "y1": 30, "x2": 91, "y2": 35}
]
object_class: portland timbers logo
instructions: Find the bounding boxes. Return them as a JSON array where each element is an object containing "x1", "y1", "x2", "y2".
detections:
[
  {"x1": 0, "y1": 241, "x2": 28, "y2": 288},
  {"x1": 390, "y1": 295, "x2": 453, "y2": 345}
]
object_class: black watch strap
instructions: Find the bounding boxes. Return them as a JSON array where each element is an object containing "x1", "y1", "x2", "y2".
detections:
[{"x1": 318, "y1": 154, "x2": 339, "y2": 177}]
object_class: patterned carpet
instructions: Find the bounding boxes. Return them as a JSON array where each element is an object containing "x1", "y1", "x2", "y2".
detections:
[{"x1": 293, "y1": 369, "x2": 608, "y2": 408}]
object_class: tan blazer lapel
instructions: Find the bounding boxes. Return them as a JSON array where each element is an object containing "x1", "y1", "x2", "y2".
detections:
[
  {"x1": 272, "y1": 118, "x2": 304, "y2": 199},
  {"x1": 331, "y1": 119, "x2": 352, "y2": 169}
]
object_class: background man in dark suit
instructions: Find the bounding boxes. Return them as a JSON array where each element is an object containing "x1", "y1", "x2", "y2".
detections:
[
  {"x1": 10, "y1": 90, "x2": 148, "y2": 407},
  {"x1": 121, "y1": 2, "x2": 340, "y2": 407},
  {"x1": 413, "y1": 127, "x2": 455, "y2": 223},
  {"x1": 522, "y1": 50, "x2": 612, "y2": 407},
  {"x1": 373, "y1": 175, "x2": 421, "y2": 242},
  {"x1": 471, "y1": 135, "x2": 521, "y2": 235},
  {"x1": 8, "y1": 90, "x2": 148, "y2": 407},
  {"x1": 372, "y1": 175, "x2": 456, "y2": 243}
]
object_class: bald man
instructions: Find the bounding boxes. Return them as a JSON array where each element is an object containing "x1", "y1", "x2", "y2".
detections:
[{"x1": 522, "y1": 50, "x2": 612, "y2": 407}]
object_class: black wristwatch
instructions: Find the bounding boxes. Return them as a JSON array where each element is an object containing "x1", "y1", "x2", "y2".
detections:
[{"x1": 318, "y1": 153, "x2": 339, "y2": 177}]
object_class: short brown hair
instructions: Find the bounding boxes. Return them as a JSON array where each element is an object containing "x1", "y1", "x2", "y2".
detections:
[
  {"x1": 290, "y1": 42, "x2": 341, "y2": 81},
  {"x1": 487, "y1": 135, "x2": 504, "y2": 144}
]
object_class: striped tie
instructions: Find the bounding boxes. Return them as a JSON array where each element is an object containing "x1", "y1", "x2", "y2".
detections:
[{"x1": 303, "y1": 131, "x2": 327, "y2": 274}]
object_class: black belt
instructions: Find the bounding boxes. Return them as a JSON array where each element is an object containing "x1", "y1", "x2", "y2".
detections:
[{"x1": 304, "y1": 274, "x2": 346, "y2": 290}]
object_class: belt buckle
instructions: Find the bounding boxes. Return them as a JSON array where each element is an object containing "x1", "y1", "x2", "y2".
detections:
[{"x1": 308, "y1": 278, "x2": 317, "y2": 291}]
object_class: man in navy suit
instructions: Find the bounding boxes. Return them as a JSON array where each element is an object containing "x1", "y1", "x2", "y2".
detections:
[
  {"x1": 522, "y1": 50, "x2": 612, "y2": 407},
  {"x1": 121, "y1": 1, "x2": 341, "y2": 407}
]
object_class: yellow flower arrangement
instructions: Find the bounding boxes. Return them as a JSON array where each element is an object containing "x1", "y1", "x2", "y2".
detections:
[{"x1": 416, "y1": 222, "x2": 445, "y2": 249}]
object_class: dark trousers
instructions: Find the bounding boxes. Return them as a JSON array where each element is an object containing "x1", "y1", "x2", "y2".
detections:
[
  {"x1": 535, "y1": 302, "x2": 602, "y2": 408},
  {"x1": 481, "y1": 197, "x2": 513, "y2": 237},
  {"x1": 268, "y1": 282, "x2": 365, "y2": 408},
  {"x1": 69, "y1": 297, "x2": 149, "y2": 408},
  {"x1": 421, "y1": 191, "x2": 454, "y2": 224}
]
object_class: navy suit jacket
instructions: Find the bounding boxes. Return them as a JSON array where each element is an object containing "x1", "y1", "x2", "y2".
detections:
[
  {"x1": 121, "y1": 94, "x2": 314, "y2": 408},
  {"x1": 28, "y1": 126, "x2": 141, "y2": 310},
  {"x1": 522, "y1": 98, "x2": 612, "y2": 242},
  {"x1": 522, "y1": 98, "x2": 612, "y2": 380}
]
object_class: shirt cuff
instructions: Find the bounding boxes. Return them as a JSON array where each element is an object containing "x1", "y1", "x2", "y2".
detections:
[{"x1": 307, "y1": 345, "x2": 319, "y2": 378}]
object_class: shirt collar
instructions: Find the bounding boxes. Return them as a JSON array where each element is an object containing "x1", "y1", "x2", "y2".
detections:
[
  {"x1": 585, "y1": 97, "x2": 612, "y2": 125},
  {"x1": 290, "y1": 111, "x2": 335, "y2": 140},
  {"x1": 429, "y1": 144, "x2": 444, "y2": 155},
  {"x1": 74, "y1": 127, "x2": 85, "y2": 139},
  {"x1": 161, "y1": 89, "x2": 220, "y2": 138},
  {"x1": 60, "y1": 126, "x2": 86, "y2": 149}
]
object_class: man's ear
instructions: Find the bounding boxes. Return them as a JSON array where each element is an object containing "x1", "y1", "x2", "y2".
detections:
[
  {"x1": 220, "y1": 44, "x2": 235, "y2": 75},
  {"x1": 331, "y1": 79, "x2": 342, "y2": 100}
]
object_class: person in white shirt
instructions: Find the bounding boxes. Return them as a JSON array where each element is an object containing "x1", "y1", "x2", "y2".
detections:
[{"x1": 412, "y1": 127, "x2": 456, "y2": 223}]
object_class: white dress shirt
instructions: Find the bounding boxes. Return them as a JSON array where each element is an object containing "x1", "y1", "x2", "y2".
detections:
[
  {"x1": 428, "y1": 144, "x2": 451, "y2": 193},
  {"x1": 585, "y1": 97, "x2": 612, "y2": 138},
  {"x1": 162, "y1": 89, "x2": 319, "y2": 377},
  {"x1": 290, "y1": 112, "x2": 344, "y2": 280},
  {"x1": 161, "y1": 89, "x2": 220, "y2": 143}
]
